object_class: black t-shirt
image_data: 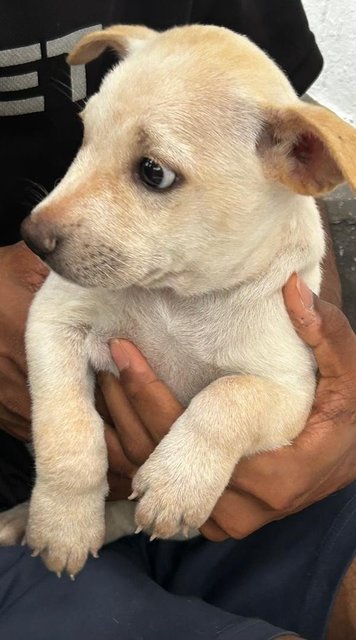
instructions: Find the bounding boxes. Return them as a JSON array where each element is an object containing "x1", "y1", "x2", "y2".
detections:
[{"x1": 0, "y1": 0, "x2": 323, "y2": 245}]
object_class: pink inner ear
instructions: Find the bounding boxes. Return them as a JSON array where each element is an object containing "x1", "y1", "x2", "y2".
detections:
[{"x1": 292, "y1": 132, "x2": 323, "y2": 165}]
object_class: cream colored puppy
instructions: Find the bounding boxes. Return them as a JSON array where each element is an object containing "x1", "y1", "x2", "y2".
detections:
[{"x1": 1, "y1": 24, "x2": 355, "y2": 577}]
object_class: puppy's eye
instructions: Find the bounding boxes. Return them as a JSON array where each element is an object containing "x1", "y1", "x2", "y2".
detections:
[{"x1": 139, "y1": 157, "x2": 176, "y2": 190}]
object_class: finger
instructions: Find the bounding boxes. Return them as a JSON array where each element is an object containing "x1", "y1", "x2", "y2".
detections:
[
  {"x1": 95, "y1": 385, "x2": 115, "y2": 425},
  {"x1": 107, "y1": 471, "x2": 133, "y2": 501},
  {"x1": 209, "y1": 488, "x2": 275, "y2": 539},
  {"x1": 229, "y1": 403, "x2": 355, "y2": 513},
  {"x1": 104, "y1": 423, "x2": 137, "y2": 477},
  {"x1": 0, "y1": 362, "x2": 32, "y2": 422},
  {"x1": 8, "y1": 350, "x2": 27, "y2": 377},
  {"x1": 0, "y1": 411, "x2": 31, "y2": 441},
  {"x1": 199, "y1": 518, "x2": 229, "y2": 542},
  {"x1": 100, "y1": 374, "x2": 155, "y2": 466},
  {"x1": 229, "y1": 445, "x2": 314, "y2": 512},
  {"x1": 0, "y1": 423, "x2": 30, "y2": 441},
  {"x1": 283, "y1": 274, "x2": 356, "y2": 378},
  {"x1": 9, "y1": 242, "x2": 49, "y2": 292},
  {"x1": 110, "y1": 339, "x2": 184, "y2": 441}
]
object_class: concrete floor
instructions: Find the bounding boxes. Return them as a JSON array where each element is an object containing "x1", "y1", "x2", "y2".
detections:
[{"x1": 324, "y1": 185, "x2": 356, "y2": 329}]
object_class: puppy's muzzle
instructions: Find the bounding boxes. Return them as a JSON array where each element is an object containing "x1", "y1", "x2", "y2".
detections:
[{"x1": 21, "y1": 216, "x2": 58, "y2": 260}]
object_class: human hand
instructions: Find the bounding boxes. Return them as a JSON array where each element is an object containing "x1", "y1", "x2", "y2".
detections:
[
  {"x1": 0, "y1": 243, "x2": 48, "y2": 441},
  {"x1": 88, "y1": 270, "x2": 356, "y2": 538},
  {"x1": 97, "y1": 341, "x2": 183, "y2": 500},
  {"x1": 101, "y1": 273, "x2": 356, "y2": 534},
  {"x1": 201, "y1": 274, "x2": 356, "y2": 540}
]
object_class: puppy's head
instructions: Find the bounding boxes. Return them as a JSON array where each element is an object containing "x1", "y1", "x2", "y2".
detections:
[{"x1": 22, "y1": 24, "x2": 356, "y2": 294}]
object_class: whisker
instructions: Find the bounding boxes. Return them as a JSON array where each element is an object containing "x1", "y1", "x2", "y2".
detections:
[
  {"x1": 27, "y1": 180, "x2": 49, "y2": 198},
  {"x1": 51, "y1": 70, "x2": 89, "y2": 105},
  {"x1": 61, "y1": 69, "x2": 85, "y2": 103},
  {"x1": 23, "y1": 180, "x2": 49, "y2": 208},
  {"x1": 51, "y1": 77, "x2": 72, "y2": 100}
]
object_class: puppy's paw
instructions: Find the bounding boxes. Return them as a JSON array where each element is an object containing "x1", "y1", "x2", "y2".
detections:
[
  {"x1": 132, "y1": 447, "x2": 222, "y2": 539},
  {"x1": 0, "y1": 502, "x2": 29, "y2": 545},
  {"x1": 26, "y1": 484, "x2": 107, "y2": 577}
]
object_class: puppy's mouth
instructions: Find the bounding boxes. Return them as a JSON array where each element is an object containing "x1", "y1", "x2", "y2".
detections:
[
  {"x1": 47, "y1": 250, "x2": 177, "y2": 291},
  {"x1": 21, "y1": 217, "x2": 177, "y2": 291},
  {"x1": 21, "y1": 216, "x2": 131, "y2": 288},
  {"x1": 45, "y1": 248, "x2": 130, "y2": 289}
]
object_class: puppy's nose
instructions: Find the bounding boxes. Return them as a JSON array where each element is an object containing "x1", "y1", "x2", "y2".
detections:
[{"x1": 21, "y1": 216, "x2": 57, "y2": 259}]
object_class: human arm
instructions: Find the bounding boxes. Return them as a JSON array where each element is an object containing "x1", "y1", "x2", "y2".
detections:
[{"x1": 0, "y1": 243, "x2": 48, "y2": 440}]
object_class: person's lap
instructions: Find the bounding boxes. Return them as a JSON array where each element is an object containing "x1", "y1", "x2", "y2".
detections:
[
  {"x1": 0, "y1": 482, "x2": 355, "y2": 640},
  {"x1": 0, "y1": 533, "x2": 280, "y2": 640},
  {"x1": 146, "y1": 482, "x2": 356, "y2": 638}
]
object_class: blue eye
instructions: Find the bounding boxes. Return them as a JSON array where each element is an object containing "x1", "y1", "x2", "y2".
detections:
[{"x1": 139, "y1": 157, "x2": 176, "y2": 189}]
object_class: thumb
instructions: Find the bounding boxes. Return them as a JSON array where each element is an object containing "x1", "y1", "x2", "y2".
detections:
[
  {"x1": 110, "y1": 339, "x2": 157, "y2": 387},
  {"x1": 109, "y1": 339, "x2": 184, "y2": 441},
  {"x1": 283, "y1": 273, "x2": 356, "y2": 378}
]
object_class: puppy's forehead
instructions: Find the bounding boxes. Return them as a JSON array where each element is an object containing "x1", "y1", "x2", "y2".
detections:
[
  {"x1": 120, "y1": 26, "x2": 294, "y2": 101},
  {"x1": 84, "y1": 25, "x2": 295, "y2": 138}
]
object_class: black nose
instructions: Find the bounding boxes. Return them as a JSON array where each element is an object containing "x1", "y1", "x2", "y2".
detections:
[{"x1": 21, "y1": 216, "x2": 57, "y2": 260}]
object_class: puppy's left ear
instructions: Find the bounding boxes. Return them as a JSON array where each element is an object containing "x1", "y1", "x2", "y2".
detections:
[
  {"x1": 68, "y1": 24, "x2": 157, "y2": 65},
  {"x1": 258, "y1": 103, "x2": 356, "y2": 196}
]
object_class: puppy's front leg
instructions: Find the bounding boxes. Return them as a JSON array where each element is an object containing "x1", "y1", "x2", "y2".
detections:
[
  {"x1": 25, "y1": 276, "x2": 108, "y2": 577},
  {"x1": 133, "y1": 374, "x2": 313, "y2": 538}
]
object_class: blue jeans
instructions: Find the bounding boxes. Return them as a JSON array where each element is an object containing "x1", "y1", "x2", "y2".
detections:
[{"x1": 0, "y1": 483, "x2": 355, "y2": 640}]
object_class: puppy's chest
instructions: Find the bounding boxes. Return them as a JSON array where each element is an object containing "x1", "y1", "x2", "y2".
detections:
[
  {"x1": 130, "y1": 335, "x2": 221, "y2": 405},
  {"x1": 88, "y1": 292, "x2": 230, "y2": 405}
]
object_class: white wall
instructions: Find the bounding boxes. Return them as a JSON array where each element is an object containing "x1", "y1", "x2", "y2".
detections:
[{"x1": 302, "y1": 0, "x2": 356, "y2": 124}]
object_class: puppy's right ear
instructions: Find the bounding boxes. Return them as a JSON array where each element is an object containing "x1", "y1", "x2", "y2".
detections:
[{"x1": 68, "y1": 24, "x2": 157, "y2": 65}]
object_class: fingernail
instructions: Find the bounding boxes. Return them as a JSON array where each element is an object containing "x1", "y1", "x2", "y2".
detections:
[
  {"x1": 296, "y1": 276, "x2": 314, "y2": 311},
  {"x1": 110, "y1": 339, "x2": 130, "y2": 371}
]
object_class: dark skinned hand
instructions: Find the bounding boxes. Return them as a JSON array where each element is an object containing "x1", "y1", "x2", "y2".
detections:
[{"x1": 99, "y1": 274, "x2": 356, "y2": 547}]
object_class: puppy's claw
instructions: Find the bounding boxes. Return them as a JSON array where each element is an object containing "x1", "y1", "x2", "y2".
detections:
[
  {"x1": 91, "y1": 551, "x2": 99, "y2": 559},
  {"x1": 56, "y1": 572, "x2": 62, "y2": 579},
  {"x1": 20, "y1": 536, "x2": 27, "y2": 547},
  {"x1": 135, "y1": 526, "x2": 143, "y2": 534},
  {"x1": 31, "y1": 549, "x2": 40, "y2": 558},
  {"x1": 182, "y1": 525, "x2": 189, "y2": 539},
  {"x1": 128, "y1": 491, "x2": 139, "y2": 501},
  {"x1": 149, "y1": 534, "x2": 157, "y2": 542},
  {"x1": 69, "y1": 574, "x2": 76, "y2": 582}
]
